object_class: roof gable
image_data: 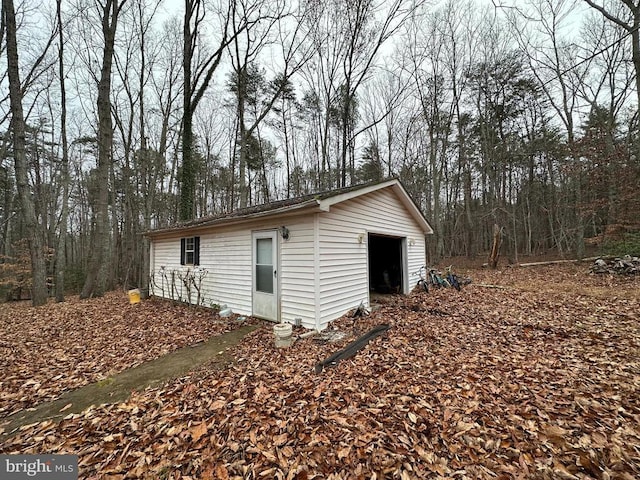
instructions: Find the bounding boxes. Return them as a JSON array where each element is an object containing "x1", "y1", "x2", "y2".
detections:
[{"x1": 318, "y1": 179, "x2": 433, "y2": 234}]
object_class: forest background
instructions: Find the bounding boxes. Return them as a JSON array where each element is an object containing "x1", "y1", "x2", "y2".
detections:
[{"x1": 1, "y1": 0, "x2": 639, "y2": 305}]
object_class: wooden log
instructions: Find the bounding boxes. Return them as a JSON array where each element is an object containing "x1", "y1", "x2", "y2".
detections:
[{"x1": 517, "y1": 256, "x2": 600, "y2": 267}]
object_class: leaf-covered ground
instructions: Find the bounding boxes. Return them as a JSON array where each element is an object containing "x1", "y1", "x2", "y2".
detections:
[
  {"x1": 1, "y1": 265, "x2": 639, "y2": 479},
  {"x1": 0, "y1": 293, "x2": 249, "y2": 418}
]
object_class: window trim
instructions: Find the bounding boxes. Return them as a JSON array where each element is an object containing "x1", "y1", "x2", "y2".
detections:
[{"x1": 180, "y1": 236, "x2": 200, "y2": 266}]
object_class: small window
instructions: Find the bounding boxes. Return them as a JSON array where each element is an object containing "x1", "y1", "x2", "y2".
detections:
[
  {"x1": 180, "y1": 236, "x2": 200, "y2": 265},
  {"x1": 185, "y1": 238, "x2": 195, "y2": 264}
]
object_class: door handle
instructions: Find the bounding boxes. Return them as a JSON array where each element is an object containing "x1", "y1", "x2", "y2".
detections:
[{"x1": 274, "y1": 270, "x2": 277, "y2": 277}]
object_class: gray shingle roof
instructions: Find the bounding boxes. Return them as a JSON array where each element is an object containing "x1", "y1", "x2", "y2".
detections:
[{"x1": 146, "y1": 177, "x2": 431, "y2": 236}]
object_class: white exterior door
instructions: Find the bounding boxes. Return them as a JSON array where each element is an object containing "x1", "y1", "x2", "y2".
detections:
[{"x1": 252, "y1": 230, "x2": 279, "y2": 321}]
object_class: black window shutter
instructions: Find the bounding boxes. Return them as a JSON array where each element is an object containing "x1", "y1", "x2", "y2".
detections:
[
  {"x1": 180, "y1": 238, "x2": 186, "y2": 265},
  {"x1": 194, "y1": 236, "x2": 200, "y2": 265}
]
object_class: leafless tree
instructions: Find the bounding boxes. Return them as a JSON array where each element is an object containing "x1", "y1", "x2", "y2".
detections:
[
  {"x1": 2, "y1": 0, "x2": 50, "y2": 305},
  {"x1": 582, "y1": 0, "x2": 640, "y2": 110},
  {"x1": 228, "y1": 0, "x2": 312, "y2": 206},
  {"x1": 501, "y1": 0, "x2": 592, "y2": 257},
  {"x1": 299, "y1": 0, "x2": 422, "y2": 188},
  {"x1": 181, "y1": 0, "x2": 253, "y2": 220},
  {"x1": 80, "y1": 0, "x2": 128, "y2": 299},
  {"x1": 55, "y1": 0, "x2": 70, "y2": 302},
  {"x1": 149, "y1": 17, "x2": 183, "y2": 225}
]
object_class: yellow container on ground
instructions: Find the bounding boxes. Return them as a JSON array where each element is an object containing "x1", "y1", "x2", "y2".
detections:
[{"x1": 128, "y1": 288, "x2": 141, "y2": 304}]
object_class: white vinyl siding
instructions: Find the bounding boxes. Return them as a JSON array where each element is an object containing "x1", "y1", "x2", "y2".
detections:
[
  {"x1": 151, "y1": 216, "x2": 320, "y2": 324},
  {"x1": 200, "y1": 229, "x2": 252, "y2": 314},
  {"x1": 151, "y1": 238, "x2": 178, "y2": 271},
  {"x1": 317, "y1": 222, "x2": 368, "y2": 329},
  {"x1": 279, "y1": 216, "x2": 316, "y2": 329},
  {"x1": 317, "y1": 188, "x2": 426, "y2": 329},
  {"x1": 149, "y1": 183, "x2": 428, "y2": 331},
  {"x1": 150, "y1": 238, "x2": 195, "y2": 302},
  {"x1": 150, "y1": 233, "x2": 251, "y2": 312}
]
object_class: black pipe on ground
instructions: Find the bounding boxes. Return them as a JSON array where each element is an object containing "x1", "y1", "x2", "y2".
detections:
[{"x1": 314, "y1": 324, "x2": 390, "y2": 373}]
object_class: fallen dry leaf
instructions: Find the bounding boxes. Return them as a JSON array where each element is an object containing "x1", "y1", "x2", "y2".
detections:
[
  {"x1": 1, "y1": 265, "x2": 638, "y2": 479},
  {"x1": 189, "y1": 422, "x2": 208, "y2": 442},
  {"x1": 0, "y1": 292, "x2": 255, "y2": 418}
]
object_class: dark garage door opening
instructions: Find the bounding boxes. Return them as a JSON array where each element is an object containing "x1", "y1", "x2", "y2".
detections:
[{"x1": 368, "y1": 234, "x2": 404, "y2": 294}]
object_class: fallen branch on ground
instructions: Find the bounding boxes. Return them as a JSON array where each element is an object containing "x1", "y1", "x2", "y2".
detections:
[
  {"x1": 518, "y1": 257, "x2": 600, "y2": 267},
  {"x1": 474, "y1": 284, "x2": 510, "y2": 289}
]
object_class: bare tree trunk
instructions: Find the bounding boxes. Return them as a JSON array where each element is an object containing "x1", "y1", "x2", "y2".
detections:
[
  {"x1": 340, "y1": 83, "x2": 352, "y2": 188},
  {"x1": 55, "y1": 0, "x2": 69, "y2": 302},
  {"x1": 488, "y1": 224, "x2": 502, "y2": 269},
  {"x1": 181, "y1": 0, "x2": 239, "y2": 219},
  {"x1": 0, "y1": 142, "x2": 15, "y2": 257},
  {"x1": 237, "y1": 88, "x2": 248, "y2": 207},
  {"x1": 181, "y1": 0, "x2": 196, "y2": 220},
  {"x1": 138, "y1": 0, "x2": 151, "y2": 297},
  {"x1": 3, "y1": 0, "x2": 48, "y2": 306},
  {"x1": 81, "y1": 0, "x2": 125, "y2": 298},
  {"x1": 283, "y1": 105, "x2": 291, "y2": 197}
]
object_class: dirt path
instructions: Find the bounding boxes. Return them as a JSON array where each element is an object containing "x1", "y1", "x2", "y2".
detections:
[{"x1": 0, "y1": 324, "x2": 259, "y2": 439}]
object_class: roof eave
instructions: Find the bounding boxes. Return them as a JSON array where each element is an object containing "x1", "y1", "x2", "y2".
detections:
[{"x1": 145, "y1": 199, "x2": 322, "y2": 239}]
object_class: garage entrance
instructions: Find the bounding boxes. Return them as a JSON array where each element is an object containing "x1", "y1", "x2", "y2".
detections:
[{"x1": 368, "y1": 234, "x2": 405, "y2": 294}]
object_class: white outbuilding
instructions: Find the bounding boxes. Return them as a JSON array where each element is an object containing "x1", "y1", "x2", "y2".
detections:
[{"x1": 146, "y1": 178, "x2": 433, "y2": 331}]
